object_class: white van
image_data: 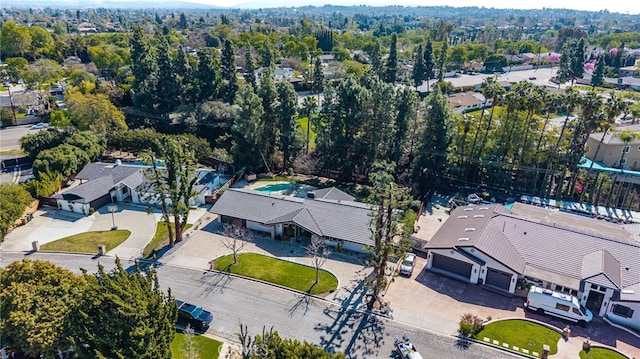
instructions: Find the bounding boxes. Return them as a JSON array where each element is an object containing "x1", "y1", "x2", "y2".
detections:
[{"x1": 524, "y1": 286, "x2": 593, "y2": 325}]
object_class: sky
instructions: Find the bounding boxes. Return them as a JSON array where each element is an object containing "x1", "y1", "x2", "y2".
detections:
[{"x1": 187, "y1": 0, "x2": 640, "y2": 15}]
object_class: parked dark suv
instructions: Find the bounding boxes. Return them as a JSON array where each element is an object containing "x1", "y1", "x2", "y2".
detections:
[{"x1": 176, "y1": 300, "x2": 213, "y2": 331}]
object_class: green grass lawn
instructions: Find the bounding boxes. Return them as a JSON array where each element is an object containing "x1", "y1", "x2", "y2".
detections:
[
  {"x1": 40, "y1": 230, "x2": 131, "y2": 253},
  {"x1": 171, "y1": 331, "x2": 222, "y2": 359},
  {"x1": 214, "y1": 253, "x2": 338, "y2": 295},
  {"x1": 580, "y1": 347, "x2": 628, "y2": 359},
  {"x1": 297, "y1": 116, "x2": 317, "y2": 150},
  {"x1": 143, "y1": 222, "x2": 193, "y2": 258},
  {"x1": 475, "y1": 319, "x2": 562, "y2": 355}
]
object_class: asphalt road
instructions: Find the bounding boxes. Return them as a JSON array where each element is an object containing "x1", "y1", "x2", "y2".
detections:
[
  {"x1": 0, "y1": 252, "x2": 518, "y2": 359},
  {"x1": 0, "y1": 124, "x2": 34, "y2": 151}
]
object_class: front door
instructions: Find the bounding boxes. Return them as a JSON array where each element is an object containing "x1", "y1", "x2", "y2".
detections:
[{"x1": 586, "y1": 291, "x2": 605, "y2": 315}]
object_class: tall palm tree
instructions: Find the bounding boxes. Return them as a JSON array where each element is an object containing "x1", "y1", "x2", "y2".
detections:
[
  {"x1": 542, "y1": 87, "x2": 580, "y2": 198},
  {"x1": 581, "y1": 93, "x2": 626, "y2": 203},
  {"x1": 301, "y1": 95, "x2": 318, "y2": 155}
]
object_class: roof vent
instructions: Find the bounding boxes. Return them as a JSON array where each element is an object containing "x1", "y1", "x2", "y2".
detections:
[
  {"x1": 457, "y1": 237, "x2": 470, "y2": 241},
  {"x1": 473, "y1": 214, "x2": 484, "y2": 218},
  {"x1": 457, "y1": 215, "x2": 468, "y2": 219},
  {"x1": 306, "y1": 191, "x2": 316, "y2": 199},
  {"x1": 479, "y1": 207, "x2": 489, "y2": 210},
  {"x1": 464, "y1": 228, "x2": 476, "y2": 232},
  {"x1": 463, "y1": 208, "x2": 474, "y2": 212}
]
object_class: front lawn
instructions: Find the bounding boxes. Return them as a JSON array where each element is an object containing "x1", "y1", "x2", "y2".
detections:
[
  {"x1": 40, "y1": 230, "x2": 130, "y2": 253},
  {"x1": 580, "y1": 347, "x2": 628, "y2": 359},
  {"x1": 171, "y1": 331, "x2": 222, "y2": 359},
  {"x1": 214, "y1": 253, "x2": 338, "y2": 295},
  {"x1": 143, "y1": 222, "x2": 193, "y2": 258},
  {"x1": 475, "y1": 319, "x2": 562, "y2": 355}
]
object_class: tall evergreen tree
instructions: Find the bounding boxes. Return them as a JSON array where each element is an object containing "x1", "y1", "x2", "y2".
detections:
[
  {"x1": 260, "y1": 44, "x2": 274, "y2": 69},
  {"x1": 130, "y1": 26, "x2": 158, "y2": 110},
  {"x1": 384, "y1": 33, "x2": 398, "y2": 83},
  {"x1": 175, "y1": 45, "x2": 193, "y2": 104},
  {"x1": 369, "y1": 41, "x2": 383, "y2": 77},
  {"x1": 195, "y1": 48, "x2": 220, "y2": 103},
  {"x1": 412, "y1": 43, "x2": 426, "y2": 87},
  {"x1": 591, "y1": 54, "x2": 605, "y2": 88},
  {"x1": 276, "y1": 81, "x2": 299, "y2": 171},
  {"x1": 244, "y1": 47, "x2": 256, "y2": 89},
  {"x1": 221, "y1": 39, "x2": 238, "y2": 104},
  {"x1": 179, "y1": 12, "x2": 188, "y2": 29},
  {"x1": 69, "y1": 260, "x2": 177, "y2": 359},
  {"x1": 312, "y1": 56, "x2": 324, "y2": 94},
  {"x1": 437, "y1": 40, "x2": 448, "y2": 82},
  {"x1": 570, "y1": 38, "x2": 586, "y2": 80},
  {"x1": 412, "y1": 86, "x2": 451, "y2": 192},
  {"x1": 155, "y1": 35, "x2": 180, "y2": 112},
  {"x1": 423, "y1": 39, "x2": 434, "y2": 90},
  {"x1": 258, "y1": 68, "x2": 280, "y2": 168},
  {"x1": 231, "y1": 85, "x2": 263, "y2": 169}
]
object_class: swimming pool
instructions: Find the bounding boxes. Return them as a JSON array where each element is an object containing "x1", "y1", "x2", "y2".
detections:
[{"x1": 254, "y1": 182, "x2": 293, "y2": 192}]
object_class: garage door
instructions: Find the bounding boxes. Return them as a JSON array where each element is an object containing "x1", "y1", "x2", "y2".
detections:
[
  {"x1": 431, "y1": 253, "x2": 473, "y2": 280},
  {"x1": 485, "y1": 268, "x2": 512, "y2": 291}
]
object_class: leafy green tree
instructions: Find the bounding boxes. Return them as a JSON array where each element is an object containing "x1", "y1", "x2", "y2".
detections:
[
  {"x1": 28, "y1": 25, "x2": 54, "y2": 59},
  {"x1": 0, "y1": 184, "x2": 33, "y2": 240},
  {"x1": 0, "y1": 259, "x2": 84, "y2": 357},
  {"x1": 557, "y1": 40, "x2": 574, "y2": 83},
  {"x1": 260, "y1": 44, "x2": 274, "y2": 69},
  {"x1": 1, "y1": 21, "x2": 31, "y2": 57},
  {"x1": 3, "y1": 57, "x2": 29, "y2": 80},
  {"x1": 570, "y1": 38, "x2": 586, "y2": 80},
  {"x1": 33, "y1": 144, "x2": 87, "y2": 179},
  {"x1": 617, "y1": 130, "x2": 638, "y2": 170},
  {"x1": 65, "y1": 86, "x2": 127, "y2": 135},
  {"x1": 591, "y1": 54, "x2": 605, "y2": 88},
  {"x1": 65, "y1": 131, "x2": 106, "y2": 162},
  {"x1": 366, "y1": 162, "x2": 411, "y2": 310},
  {"x1": 221, "y1": 40, "x2": 239, "y2": 104},
  {"x1": 130, "y1": 26, "x2": 159, "y2": 111},
  {"x1": 384, "y1": 33, "x2": 398, "y2": 83},
  {"x1": 20, "y1": 128, "x2": 66, "y2": 159},
  {"x1": 412, "y1": 86, "x2": 451, "y2": 192},
  {"x1": 195, "y1": 48, "x2": 220, "y2": 103},
  {"x1": 238, "y1": 325, "x2": 346, "y2": 359},
  {"x1": 231, "y1": 85, "x2": 263, "y2": 169},
  {"x1": 277, "y1": 81, "x2": 300, "y2": 171},
  {"x1": 69, "y1": 260, "x2": 177, "y2": 359},
  {"x1": 67, "y1": 69, "x2": 97, "y2": 87},
  {"x1": 301, "y1": 95, "x2": 318, "y2": 154},
  {"x1": 23, "y1": 171, "x2": 62, "y2": 199},
  {"x1": 141, "y1": 135, "x2": 200, "y2": 246},
  {"x1": 175, "y1": 45, "x2": 193, "y2": 104},
  {"x1": 392, "y1": 87, "x2": 418, "y2": 166}
]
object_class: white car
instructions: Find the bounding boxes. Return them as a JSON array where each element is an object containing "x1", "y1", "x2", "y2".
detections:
[
  {"x1": 30, "y1": 123, "x2": 49, "y2": 130},
  {"x1": 399, "y1": 253, "x2": 416, "y2": 277}
]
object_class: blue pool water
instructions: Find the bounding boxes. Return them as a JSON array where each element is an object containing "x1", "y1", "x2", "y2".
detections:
[
  {"x1": 504, "y1": 203, "x2": 514, "y2": 210},
  {"x1": 254, "y1": 183, "x2": 293, "y2": 192}
]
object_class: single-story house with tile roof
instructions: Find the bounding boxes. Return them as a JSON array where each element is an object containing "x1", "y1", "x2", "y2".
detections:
[
  {"x1": 209, "y1": 187, "x2": 373, "y2": 253},
  {"x1": 55, "y1": 162, "x2": 220, "y2": 214},
  {"x1": 424, "y1": 202, "x2": 640, "y2": 322}
]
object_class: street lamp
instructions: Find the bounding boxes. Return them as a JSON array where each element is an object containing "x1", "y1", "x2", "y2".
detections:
[{"x1": 108, "y1": 205, "x2": 118, "y2": 230}]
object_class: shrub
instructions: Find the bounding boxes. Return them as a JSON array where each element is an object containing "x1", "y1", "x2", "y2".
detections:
[
  {"x1": 459, "y1": 313, "x2": 484, "y2": 337},
  {"x1": 89, "y1": 208, "x2": 95, "y2": 215}
]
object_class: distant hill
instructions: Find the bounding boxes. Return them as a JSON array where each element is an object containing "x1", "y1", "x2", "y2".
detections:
[{"x1": 2, "y1": 0, "x2": 218, "y2": 9}]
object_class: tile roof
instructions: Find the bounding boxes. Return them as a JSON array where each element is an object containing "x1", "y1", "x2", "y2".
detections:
[
  {"x1": 210, "y1": 188, "x2": 373, "y2": 246},
  {"x1": 426, "y1": 203, "x2": 640, "y2": 300},
  {"x1": 54, "y1": 176, "x2": 114, "y2": 203}
]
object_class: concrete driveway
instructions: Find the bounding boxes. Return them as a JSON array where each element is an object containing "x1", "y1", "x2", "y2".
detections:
[
  {"x1": 384, "y1": 256, "x2": 640, "y2": 359},
  {"x1": 1, "y1": 204, "x2": 158, "y2": 257}
]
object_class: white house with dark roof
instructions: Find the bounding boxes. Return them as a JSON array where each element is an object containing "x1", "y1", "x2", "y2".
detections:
[
  {"x1": 209, "y1": 187, "x2": 373, "y2": 253},
  {"x1": 424, "y1": 202, "x2": 640, "y2": 325},
  {"x1": 54, "y1": 162, "x2": 219, "y2": 214}
]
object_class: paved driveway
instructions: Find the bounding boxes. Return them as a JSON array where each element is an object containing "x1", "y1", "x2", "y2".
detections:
[{"x1": 384, "y1": 256, "x2": 640, "y2": 359}]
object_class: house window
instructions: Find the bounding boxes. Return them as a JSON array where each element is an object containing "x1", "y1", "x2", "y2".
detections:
[
  {"x1": 611, "y1": 304, "x2": 634, "y2": 318},
  {"x1": 621, "y1": 158, "x2": 627, "y2": 164},
  {"x1": 624, "y1": 146, "x2": 630, "y2": 153},
  {"x1": 556, "y1": 303, "x2": 570, "y2": 312}
]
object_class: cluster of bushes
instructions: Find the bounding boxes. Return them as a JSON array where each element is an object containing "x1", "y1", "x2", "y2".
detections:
[{"x1": 458, "y1": 313, "x2": 487, "y2": 337}]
